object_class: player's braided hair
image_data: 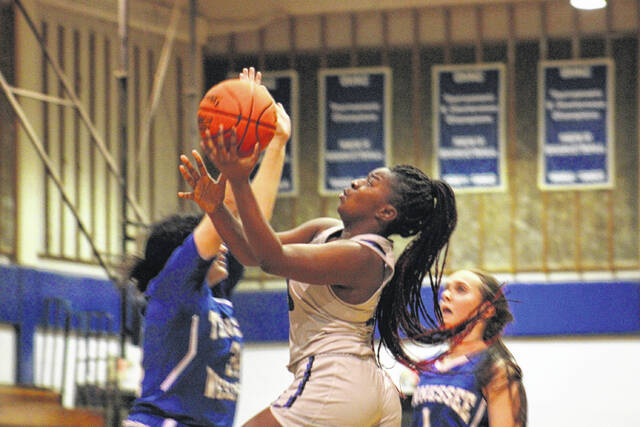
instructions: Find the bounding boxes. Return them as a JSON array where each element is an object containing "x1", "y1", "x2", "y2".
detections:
[{"x1": 375, "y1": 165, "x2": 457, "y2": 368}]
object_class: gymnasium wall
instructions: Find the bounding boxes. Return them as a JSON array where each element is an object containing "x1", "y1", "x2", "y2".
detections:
[
  {"x1": 2, "y1": 0, "x2": 639, "y2": 282},
  {"x1": 202, "y1": 0, "x2": 640, "y2": 276},
  {"x1": 8, "y1": 0, "x2": 204, "y2": 271},
  {"x1": 203, "y1": 40, "x2": 640, "y2": 278}
]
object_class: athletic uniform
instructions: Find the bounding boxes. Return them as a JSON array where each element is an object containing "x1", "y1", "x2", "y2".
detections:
[
  {"x1": 124, "y1": 234, "x2": 244, "y2": 427},
  {"x1": 270, "y1": 225, "x2": 402, "y2": 427},
  {"x1": 411, "y1": 352, "x2": 489, "y2": 427}
]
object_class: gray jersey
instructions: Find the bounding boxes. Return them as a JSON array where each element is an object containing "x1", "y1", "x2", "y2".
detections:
[{"x1": 286, "y1": 225, "x2": 395, "y2": 372}]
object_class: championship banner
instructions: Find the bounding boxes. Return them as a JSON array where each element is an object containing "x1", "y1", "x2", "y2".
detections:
[
  {"x1": 433, "y1": 63, "x2": 506, "y2": 192},
  {"x1": 319, "y1": 67, "x2": 391, "y2": 195},
  {"x1": 261, "y1": 71, "x2": 299, "y2": 196},
  {"x1": 538, "y1": 59, "x2": 614, "y2": 190}
]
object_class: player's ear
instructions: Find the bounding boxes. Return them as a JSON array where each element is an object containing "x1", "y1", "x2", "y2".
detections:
[
  {"x1": 480, "y1": 301, "x2": 496, "y2": 319},
  {"x1": 376, "y1": 204, "x2": 397, "y2": 223}
]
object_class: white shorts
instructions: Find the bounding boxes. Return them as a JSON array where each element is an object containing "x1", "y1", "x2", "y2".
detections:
[{"x1": 270, "y1": 354, "x2": 401, "y2": 427}]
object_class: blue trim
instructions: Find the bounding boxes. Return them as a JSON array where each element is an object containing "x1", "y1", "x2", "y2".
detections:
[
  {"x1": 273, "y1": 355, "x2": 314, "y2": 408},
  {"x1": 361, "y1": 239, "x2": 384, "y2": 254}
]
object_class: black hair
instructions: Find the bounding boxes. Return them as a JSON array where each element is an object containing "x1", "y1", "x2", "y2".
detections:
[
  {"x1": 211, "y1": 252, "x2": 245, "y2": 299},
  {"x1": 129, "y1": 214, "x2": 206, "y2": 293},
  {"x1": 374, "y1": 165, "x2": 458, "y2": 368}
]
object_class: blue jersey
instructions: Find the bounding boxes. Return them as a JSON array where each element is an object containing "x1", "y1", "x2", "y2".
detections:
[
  {"x1": 126, "y1": 234, "x2": 243, "y2": 427},
  {"x1": 411, "y1": 352, "x2": 489, "y2": 427}
]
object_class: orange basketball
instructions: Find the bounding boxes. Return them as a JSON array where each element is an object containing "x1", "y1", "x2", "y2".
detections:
[{"x1": 197, "y1": 78, "x2": 278, "y2": 156}]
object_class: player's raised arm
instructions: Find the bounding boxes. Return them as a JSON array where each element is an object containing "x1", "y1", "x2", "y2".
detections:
[{"x1": 179, "y1": 147, "x2": 258, "y2": 266}]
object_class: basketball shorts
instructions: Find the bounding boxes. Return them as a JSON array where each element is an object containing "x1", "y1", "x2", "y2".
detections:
[{"x1": 270, "y1": 353, "x2": 402, "y2": 427}]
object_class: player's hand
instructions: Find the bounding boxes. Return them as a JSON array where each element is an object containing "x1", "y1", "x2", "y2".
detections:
[
  {"x1": 178, "y1": 150, "x2": 227, "y2": 213},
  {"x1": 239, "y1": 66, "x2": 261, "y2": 85},
  {"x1": 270, "y1": 102, "x2": 291, "y2": 151},
  {"x1": 240, "y1": 67, "x2": 287, "y2": 150},
  {"x1": 201, "y1": 125, "x2": 259, "y2": 183}
]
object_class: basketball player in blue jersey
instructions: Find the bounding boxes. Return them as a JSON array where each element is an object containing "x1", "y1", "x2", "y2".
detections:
[
  {"x1": 123, "y1": 67, "x2": 290, "y2": 427},
  {"x1": 179, "y1": 127, "x2": 458, "y2": 426},
  {"x1": 408, "y1": 270, "x2": 527, "y2": 427}
]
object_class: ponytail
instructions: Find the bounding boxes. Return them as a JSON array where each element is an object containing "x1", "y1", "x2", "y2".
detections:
[{"x1": 375, "y1": 166, "x2": 457, "y2": 370}]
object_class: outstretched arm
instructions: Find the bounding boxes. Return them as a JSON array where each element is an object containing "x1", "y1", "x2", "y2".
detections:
[
  {"x1": 208, "y1": 132, "x2": 385, "y2": 289},
  {"x1": 193, "y1": 103, "x2": 288, "y2": 265},
  {"x1": 180, "y1": 67, "x2": 290, "y2": 263},
  {"x1": 247, "y1": 101, "x2": 289, "y2": 221},
  {"x1": 179, "y1": 148, "x2": 259, "y2": 266}
]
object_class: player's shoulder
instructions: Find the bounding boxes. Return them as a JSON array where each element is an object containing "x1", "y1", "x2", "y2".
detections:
[
  {"x1": 307, "y1": 217, "x2": 342, "y2": 232},
  {"x1": 279, "y1": 217, "x2": 342, "y2": 244}
]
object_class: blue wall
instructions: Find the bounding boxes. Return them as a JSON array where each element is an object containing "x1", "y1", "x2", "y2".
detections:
[
  {"x1": 0, "y1": 265, "x2": 120, "y2": 384},
  {"x1": 1, "y1": 264, "x2": 639, "y2": 383},
  {"x1": 232, "y1": 281, "x2": 640, "y2": 341}
]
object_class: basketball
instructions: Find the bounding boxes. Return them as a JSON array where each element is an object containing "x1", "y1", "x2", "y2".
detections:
[{"x1": 197, "y1": 78, "x2": 278, "y2": 156}]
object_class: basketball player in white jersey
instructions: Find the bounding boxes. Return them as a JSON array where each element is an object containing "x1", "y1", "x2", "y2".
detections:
[{"x1": 179, "y1": 125, "x2": 457, "y2": 426}]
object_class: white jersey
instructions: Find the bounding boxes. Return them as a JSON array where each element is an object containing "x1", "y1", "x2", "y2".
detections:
[{"x1": 286, "y1": 225, "x2": 395, "y2": 372}]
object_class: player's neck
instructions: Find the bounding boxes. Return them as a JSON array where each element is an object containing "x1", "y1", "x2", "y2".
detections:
[
  {"x1": 447, "y1": 327, "x2": 487, "y2": 358},
  {"x1": 341, "y1": 221, "x2": 382, "y2": 239}
]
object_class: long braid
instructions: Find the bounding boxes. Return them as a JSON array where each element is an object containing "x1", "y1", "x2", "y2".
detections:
[{"x1": 375, "y1": 165, "x2": 457, "y2": 370}]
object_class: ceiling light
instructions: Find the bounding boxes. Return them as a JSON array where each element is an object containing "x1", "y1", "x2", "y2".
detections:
[{"x1": 570, "y1": 0, "x2": 607, "y2": 9}]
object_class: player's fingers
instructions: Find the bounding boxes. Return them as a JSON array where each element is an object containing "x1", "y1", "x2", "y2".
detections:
[
  {"x1": 178, "y1": 165, "x2": 195, "y2": 188},
  {"x1": 192, "y1": 150, "x2": 208, "y2": 176},
  {"x1": 200, "y1": 140, "x2": 211, "y2": 156},
  {"x1": 180, "y1": 153, "x2": 200, "y2": 180},
  {"x1": 202, "y1": 129, "x2": 215, "y2": 153},
  {"x1": 215, "y1": 125, "x2": 228, "y2": 159},
  {"x1": 177, "y1": 191, "x2": 194, "y2": 200},
  {"x1": 227, "y1": 127, "x2": 239, "y2": 160},
  {"x1": 249, "y1": 143, "x2": 260, "y2": 164}
]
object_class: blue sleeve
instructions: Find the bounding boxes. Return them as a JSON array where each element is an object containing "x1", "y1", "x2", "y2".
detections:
[{"x1": 145, "y1": 234, "x2": 206, "y2": 303}]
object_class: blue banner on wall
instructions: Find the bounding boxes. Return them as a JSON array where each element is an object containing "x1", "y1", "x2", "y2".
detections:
[
  {"x1": 319, "y1": 68, "x2": 391, "y2": 195},
  {"x1": 262, "y1": 71, "x2": 299, "y2": 196},
  {"x1": 433, "y1": 63, "x2": 507, "y2": 192},
  {"x1": 538, "y1": 59, "x2": 614, "y2": 190}
]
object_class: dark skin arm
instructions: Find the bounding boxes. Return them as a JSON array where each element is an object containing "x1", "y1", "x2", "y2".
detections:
[
  {"x1": 178, "y1": 66, "x2": 285, "y2": 261},
  {"x1": 180, "y1": 149, "x2": 343, "y2": 265},
  {"x1": 205, "y1": 129, "x2": 386, "y2": 303}
]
